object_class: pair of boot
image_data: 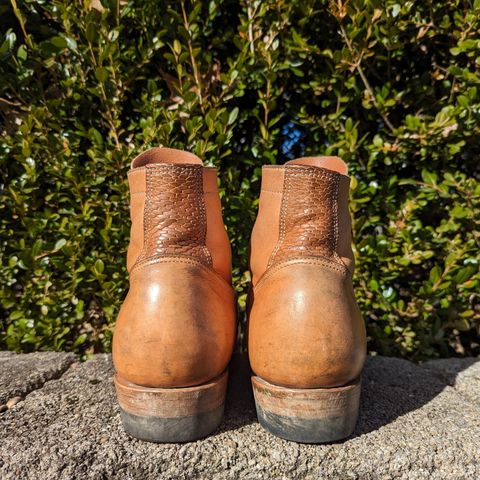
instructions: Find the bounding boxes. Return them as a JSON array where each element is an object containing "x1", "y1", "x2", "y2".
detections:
[{"x1": 112, "y1": 147, "x2": 366, "y2": 444}]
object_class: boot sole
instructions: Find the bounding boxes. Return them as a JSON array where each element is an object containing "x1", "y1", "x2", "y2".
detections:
[
  {"x1": 114, "y1": 370, "x2": 228, "y2": 443},
  {"x1": 252, "y1": 375, "x2": 361, "y2": 443}
]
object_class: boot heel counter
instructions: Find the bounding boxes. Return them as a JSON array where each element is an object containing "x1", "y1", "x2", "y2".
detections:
[
  {"x1": 248, "y1": 260, "x2": 366, "y2": 388},
  {"x1": 113, "y1": 261, "x2": 236, "y2": 388}
]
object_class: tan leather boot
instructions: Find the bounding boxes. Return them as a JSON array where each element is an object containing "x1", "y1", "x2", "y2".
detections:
[
  {"x1": 248, "y1": 156, "x2": 366, "y2": 443},
  {"x1": 113, "y1": 147, "x2": 236, "y2": 443}
]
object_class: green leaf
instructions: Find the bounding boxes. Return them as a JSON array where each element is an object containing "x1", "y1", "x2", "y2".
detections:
[
  {"x1": 421, "y1": 169, "x2": 437, "y2": 184},
  {"x1": 228, "y1": 107, "x2": 239, "y2": 125},
  {"x1": 64, "y1": 35, "x2": 77, "y2": 50},
  {"x1": 95, "y1": 67, "x2": 109, "y2": 82},
  {"x1": 9, "y1": 311, "x2": 23, "y2": 320},
  {"x1": 429, "y1": 266, "x2": 442, "y2": 284},
  {"x1": 17, "y1": 44, "x2": 27, "y2": 60},
  {"x1": 54, "y1": 239, "x2": 67, "y2": 250},
  {"x1": 86, "y1": 23, "x2": 97, "y2": 43},
  {"x1": 73, "y1": 333, "x2": 88, "y2": 348},
  {"x1": 454, "y1": 318, "x2": 470, "y2": 332},
  {"x1": 173, "y1": 39, "x2": 182, "y2": 54},
  {"x1": 94, "y1": 259, "x2": 104, "y2": 274},
  {"x1": 454, "y1": 266, "x2": 475, "y2": 284},
  {"x1": 50, "y1": 36, "x2": 68, "y2": 49},
  {"x1": 450, "y1": 205, "x2": 468, "y2": 218}
]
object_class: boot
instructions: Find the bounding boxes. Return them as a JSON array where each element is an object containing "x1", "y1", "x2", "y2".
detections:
[
  {"x1": 113, "y1": 147, "x2": 236, "y2": 443},
  {"x1": 248, "y1": 156, "x2": 366, "y2": 443}
]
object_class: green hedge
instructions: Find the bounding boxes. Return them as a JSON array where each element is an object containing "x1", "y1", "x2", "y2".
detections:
[{"x1": 1, "y1": 0, "x2": 479, "y2": 358}]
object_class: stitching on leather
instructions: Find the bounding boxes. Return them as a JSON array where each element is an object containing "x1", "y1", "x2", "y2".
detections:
[
  {"x1": 267, "y1": 167, "x2": 289, "y2": 267},
  {"x1": 254, "y1": 256, "x2": 349, "y2": 292},
  {"x1": 132, "y1": 164, "x2": 211, "y2": 269},
  {"x1": 332, "y1": 173, "x2": 341, "y2": 264},
  {"x1": 129, "y1": 164, "x2": 209, "y2": 174},
  {"x1": 128, "y1": 167, "x2": 145, "y2": 175},
  {"x1": 130, "y1": 167, "x2": 150, "y2": 270},
  {"x1": 199, "y1": 169, "x2": 213, "y2": 266},
  {"x1": 132, "y1": 255, "x2": 198, "y2": 270},
  {"x1": 261, "y1": 190, "x2": 283, "y2": 194},
  {"x1": 273, "y1": 165, "x2": 344, "y2": 267},
  {"x1": 146, "y1": 163, "x2": 203, "y2": 171},
  {"x1": 286, "y1": 164, "x2": 342, "y2": 179},
  {"x1": 141, "y1": 167, "x2": 153, "y2": 265},
  {"x1": 131, "y1": 255, "x2": 232, "y2": 289},
  {"x1": 286, "y1": 171, "x2": 335, "y2": 177}
]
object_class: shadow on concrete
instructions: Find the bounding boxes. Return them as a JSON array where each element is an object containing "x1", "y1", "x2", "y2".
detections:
[
  {"x1": 219, "y1": 353, "x2": 479, "y2": 439},
  {"x1": 353, "y1": 356, "x2": 479, "y2": 438},
  {"x1": 218, "y1": 353, "x2": 257, "y2": 433}
]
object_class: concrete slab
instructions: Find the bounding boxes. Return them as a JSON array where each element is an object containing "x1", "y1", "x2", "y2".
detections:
[{"x1": 0, "y1": 353, "x2": 479, "y2": 479}]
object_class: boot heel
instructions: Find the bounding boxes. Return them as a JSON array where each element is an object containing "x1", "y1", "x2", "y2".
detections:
[
  {"x1": 114, "y1": 370, "x2": 228, "y2": 443},
  {"x1": 252, "y1": 375, "x2": 361, "y2": 443}
]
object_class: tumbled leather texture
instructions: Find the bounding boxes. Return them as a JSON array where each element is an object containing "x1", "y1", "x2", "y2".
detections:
[
  {"x1": 135, "y1": 164, "x2": 212, "y2": 269},
  {"x1": 269, "y1": 165, "x2": 340, "y2": 267}
]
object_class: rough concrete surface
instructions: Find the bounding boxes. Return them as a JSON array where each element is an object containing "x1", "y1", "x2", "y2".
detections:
[
  {"x1": 0, "y1": 353, "x2": 479, "y2": 479},
  {"x1": 0, "y1": 351, "x2": 76, "y2": 406}
]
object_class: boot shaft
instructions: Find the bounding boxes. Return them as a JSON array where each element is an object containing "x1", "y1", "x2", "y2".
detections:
[
  {"x1": 250, "y1": 156, "x2": 354, "y2": 285},
  {"x1": 126, "y1": 147, "x2": 231, "y2": 282}
]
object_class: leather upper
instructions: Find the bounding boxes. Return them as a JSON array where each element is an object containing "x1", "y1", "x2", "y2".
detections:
[
  {"x1": 138, "y1": 163, "x2": 211, "y2": 267},
  {"x1": 113, "y1": 148, "x2": 236, "y2": 388},
  {"x1": 269, "y1": 165, "x2": 340, "y2": 266},
  {"x1": 249, "y1": 259, "x2": 365, "y2": 388},
  {"x1": 114, "y1": 260, "x2": 235, "y2": 388},
  {"x1": 248, "y1": 157, "x2": 366, "y2": 389}
]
